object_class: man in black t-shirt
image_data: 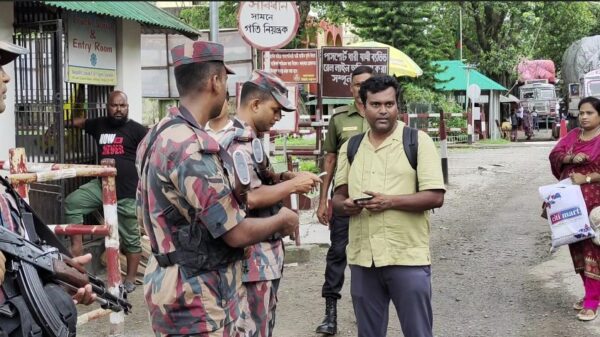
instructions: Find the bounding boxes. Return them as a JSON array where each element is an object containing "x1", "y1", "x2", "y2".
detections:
[{"x1": 65, "y1": 90, "x2": 148, "y2": 292}]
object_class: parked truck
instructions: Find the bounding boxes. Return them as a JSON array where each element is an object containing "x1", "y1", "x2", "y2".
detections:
[
  {"x1": 562, "y1": 35, "x2": 600, "y2": 127},
  {"x1": 516, "y1": 59, "x2": 558, "y2": 119}
]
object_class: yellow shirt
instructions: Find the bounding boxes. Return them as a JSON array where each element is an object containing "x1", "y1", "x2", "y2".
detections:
[{"x1": 334, "y1": 122, "x2": 446, "y2": 267}]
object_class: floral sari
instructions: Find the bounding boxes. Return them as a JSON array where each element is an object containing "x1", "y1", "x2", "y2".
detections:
[{"x1": 549, "y1": 128, "x2": 600, "y2": 279}]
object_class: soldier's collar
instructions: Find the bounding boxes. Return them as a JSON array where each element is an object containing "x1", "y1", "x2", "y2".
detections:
[
  {"x1": 347, "y1": 102, "x2": 360, "y2": 116},
  {"x1": 169, "y1": 105, "x2": 202, "y2": 130}
]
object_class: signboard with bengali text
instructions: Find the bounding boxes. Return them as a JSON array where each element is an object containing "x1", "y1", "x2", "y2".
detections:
[
  {"x1": 237, "y1": 1, "x2": 299, "y2": 50},
  {"x1": 67, "y1": 13, "x2": 117, "y2": 85},
  {"x1": 263, "y1": 49, "x2": 319, "y2": 83},
  {"x1": 321, "y1": 47, "x2": 389, "y2": 98}
]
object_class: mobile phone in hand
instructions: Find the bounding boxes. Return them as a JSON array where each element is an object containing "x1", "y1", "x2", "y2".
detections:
[{"x1": 353, "y1": 195, "x2": 374, "y2": 203}]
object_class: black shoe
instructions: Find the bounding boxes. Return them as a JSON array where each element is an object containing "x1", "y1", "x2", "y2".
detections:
[{"x1": 315, "y1": 297, "x2": 337, "y2": 335}]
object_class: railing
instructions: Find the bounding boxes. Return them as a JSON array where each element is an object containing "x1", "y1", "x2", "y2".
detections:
[{"x1": 2, "y1": 147, "x2": 124, "y2": 336}]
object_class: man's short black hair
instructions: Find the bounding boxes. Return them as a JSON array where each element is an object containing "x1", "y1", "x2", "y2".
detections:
[
  {"x1": 359, "y1": 75, "x2": 399, "y2": 104},
  {"x1": 240, "y1": 82, "x2": 273, "y2": 107},
  {"x1": 174, "y1": 61, "x2": 224, "y2": 96},
  {"x1": 352, "y1": 65, "x2": 373, "y2": 79}
]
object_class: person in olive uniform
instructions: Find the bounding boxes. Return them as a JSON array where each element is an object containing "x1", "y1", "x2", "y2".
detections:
[{"x1": 315, "y1": 65, "x2": 373, "y2": 335}]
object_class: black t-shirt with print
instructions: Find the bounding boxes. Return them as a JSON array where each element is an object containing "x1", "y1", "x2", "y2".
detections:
[{"x1": 84, "y1": 117, "x2": 148, "y2": 199}]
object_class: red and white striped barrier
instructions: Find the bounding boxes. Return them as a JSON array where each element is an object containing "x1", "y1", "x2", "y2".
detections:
[{"x1": 5, "y1": 148, "x2": 124, "y2": 336}]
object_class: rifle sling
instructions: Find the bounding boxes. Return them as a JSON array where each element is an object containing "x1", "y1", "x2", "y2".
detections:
[{"x1": 0, "y1": 176, "x2": 71, "y2": 336}]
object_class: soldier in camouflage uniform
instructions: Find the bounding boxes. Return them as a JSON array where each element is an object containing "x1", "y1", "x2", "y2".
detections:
[
  {"x1": 0, "y1": 40, "x2": 95, "y2": 336},
  {"x1": 315, "y1": 65, "x2": 374, "y2": 335},
  {"x1": 136, "y1": 41, "x2": 300, "y2": 337},
  {"x1": 220, "y1": 70, "x2": 322, "y2": 337}
]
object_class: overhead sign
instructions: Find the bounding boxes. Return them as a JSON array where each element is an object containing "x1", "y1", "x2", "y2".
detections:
[
  {"x1": 262, "y1": 49, "x2": 319, "y2": 83},
  {"x1": 321, "y1": 47, "x2": 389, "y2": 98},
  {"x1": 67, "y1": 13, "x2": 117, "y2": 85},
  {"x1": 238, "y1": 1, "x2": 299, "y2": 50}
]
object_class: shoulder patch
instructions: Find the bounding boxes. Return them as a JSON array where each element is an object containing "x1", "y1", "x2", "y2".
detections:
[{"x1": 333, "y1": 105, "x2": 350, "y2": 115}]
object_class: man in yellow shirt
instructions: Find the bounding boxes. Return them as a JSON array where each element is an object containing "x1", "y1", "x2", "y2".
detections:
[{"x1": 332, "y1": 75, "x2": 445, "y2": 337}]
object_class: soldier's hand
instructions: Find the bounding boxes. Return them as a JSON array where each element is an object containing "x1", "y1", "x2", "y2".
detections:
[
  {"x1": 290, "y1": 172, "x2": 322, "y2": 194},
  {"x1": 0, "y1": 251, "x2": 5, "y2": 286},
  {"x1": 70, "y1": 254, "x2": 97, "y2": 305},
  {"x1": 277, "y1": 207, "x2": 300, "y2": 237},
  {"x1": 317, "y1": 200, "x2": 329, "y2": 226}
]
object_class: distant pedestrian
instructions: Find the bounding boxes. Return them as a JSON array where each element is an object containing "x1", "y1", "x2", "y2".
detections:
[
  {"x1": 518, "y1": 104, "x2": 524, "y2": 129},
  {"x1": 510, "y1": 109, "x2": 519, "y2": 142},
  {"x1": 531, "y1": 108, "x2": 539, "y2": 131},
  {"x1": 523, "y1": 108, "x2": 534, "y2": 140},
  {"x1": 332, "y1": 75, "x2": 445, "y2": 337}
]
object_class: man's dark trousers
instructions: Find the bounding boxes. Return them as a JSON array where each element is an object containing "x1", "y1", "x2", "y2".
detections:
[
  {"x1": 321, "y1": 213, "x2": 350, "y2": 299},
  {"x1": 350, "y1": 264, "x2": 433, "y2": 337}
]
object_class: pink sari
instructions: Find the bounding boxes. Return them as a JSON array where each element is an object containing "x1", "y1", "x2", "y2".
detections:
[{"x1": 549, "y1": 128, "x2": 600, "y2": 280}]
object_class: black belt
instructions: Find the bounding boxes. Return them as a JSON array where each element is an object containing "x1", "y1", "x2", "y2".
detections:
[{"x1": 153, "y1": 251, "x2": 184, "y2": 268}]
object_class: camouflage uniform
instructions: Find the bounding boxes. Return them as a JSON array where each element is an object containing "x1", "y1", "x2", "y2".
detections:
[
  {"x1": 136, "y1": 105, "x2": 247, "y2": 337},
  {"x1": 0, "y1": 176, "x2": 25, "y2": 305},
  {"x1": 220, "y1": 119, "x2": 284, "y2": 337}
]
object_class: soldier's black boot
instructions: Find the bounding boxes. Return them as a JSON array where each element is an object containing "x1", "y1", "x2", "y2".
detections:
[{"x1": 315, "y1": 297, "x2": 337, "y2": 335}]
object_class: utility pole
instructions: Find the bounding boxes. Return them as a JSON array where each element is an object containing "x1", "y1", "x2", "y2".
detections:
[{"x1": 209, "y1": 1, "x2": 219, "y2": 42}]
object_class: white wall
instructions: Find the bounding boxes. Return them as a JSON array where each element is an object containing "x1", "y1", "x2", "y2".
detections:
[
  {"x1": 0, "y1": 2, "x2": 15, "y2": 160},
  {"x1": 116, "y1": 19, "x2": 142, "y2": 123}
]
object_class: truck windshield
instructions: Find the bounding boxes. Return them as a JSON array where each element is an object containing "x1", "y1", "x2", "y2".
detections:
[{"x1": 588, "y1": 81, "x2": 600, "y2": 97}]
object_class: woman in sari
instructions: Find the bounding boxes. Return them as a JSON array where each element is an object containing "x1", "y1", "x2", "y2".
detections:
[{"x1": 549, "y1": 96, "x2": 600, "y2": 321}]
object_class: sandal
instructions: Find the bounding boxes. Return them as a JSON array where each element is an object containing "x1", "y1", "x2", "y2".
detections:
[
  {"x1": 574, "y1": 298, "x2": 584, "y2": 311},
  {"x1": 577, "y1": 308, "x2": 598, "y2": 321}
]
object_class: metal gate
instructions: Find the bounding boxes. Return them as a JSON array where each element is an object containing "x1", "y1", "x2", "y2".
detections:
[{"x1": 13, "y1": 11, "x2": 112, "y2": 224}]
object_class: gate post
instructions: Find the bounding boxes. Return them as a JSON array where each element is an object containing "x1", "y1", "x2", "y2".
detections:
[{"x1": 99, "y1": 158, "x2": 124, "y2": 336}]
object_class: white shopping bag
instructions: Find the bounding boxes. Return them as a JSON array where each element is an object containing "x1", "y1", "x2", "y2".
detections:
[{"x1": 539, "y1": 179, "x2": 595, "y2": 252}]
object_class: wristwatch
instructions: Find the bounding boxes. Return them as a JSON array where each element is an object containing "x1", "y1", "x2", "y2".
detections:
[{"x1": 586, "y1": 176, "x2": 592, "y2": 184}]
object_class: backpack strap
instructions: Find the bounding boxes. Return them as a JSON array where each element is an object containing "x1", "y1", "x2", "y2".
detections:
[
  {"x1": 403, "y1": 126, "x2": 418, "y2": 171},
  {"x1": 346, "y1": 132, "x2": 365, "y2": 165}
]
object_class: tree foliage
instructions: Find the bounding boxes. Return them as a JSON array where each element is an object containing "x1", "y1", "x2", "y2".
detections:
[
  {"x1": 456, "y1": 1, "x2": 600, "y2": 88},
  {"x1": 176, "y1": 1, "x2": 600, "y2": 98},
  {"x1": 179, "y1": 2, "x2": 239, "y2": 29},
  {"x1": 343, "y1": 1, "x2": 455, "y2": 91}
]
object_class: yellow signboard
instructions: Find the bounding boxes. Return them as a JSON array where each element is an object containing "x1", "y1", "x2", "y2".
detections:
[{"x1": 67, "y1": 66, "x2": 117, "y2": 86}]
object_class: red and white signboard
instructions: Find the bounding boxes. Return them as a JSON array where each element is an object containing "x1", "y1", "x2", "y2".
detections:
[{"x1": 238, "y1": 1, "x2": 299, "y2": 50}]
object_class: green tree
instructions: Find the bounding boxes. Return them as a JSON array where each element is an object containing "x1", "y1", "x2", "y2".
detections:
[
  {"x1": 342, "y1": 1, "x2": 455, "y2": 93},
  {"x1": 456, "y1": 1, "x2": 600, "y2": 88},
  {"x1": 179, "y1": 2, "x2": 239, "y2": 30}
]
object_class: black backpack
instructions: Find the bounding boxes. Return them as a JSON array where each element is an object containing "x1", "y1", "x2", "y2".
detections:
[{"x1": 346, "y1": 126, "x2": 419, "y2": 190}]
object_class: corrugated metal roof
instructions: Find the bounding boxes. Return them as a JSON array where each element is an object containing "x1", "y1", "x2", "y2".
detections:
[
  {"x1": 305, "y1": 98, "x2": 354, "y2": 106},
  {"x1": 433, "y1": 60, "x2": 507, "y2": 91},
  {"x1": 42, "y1": 1, "x2": 199, "y2": 38}
]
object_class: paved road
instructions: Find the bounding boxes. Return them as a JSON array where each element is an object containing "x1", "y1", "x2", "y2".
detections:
[{"x1": 79, "y1": 143, "x2": 600, "y2": 336}]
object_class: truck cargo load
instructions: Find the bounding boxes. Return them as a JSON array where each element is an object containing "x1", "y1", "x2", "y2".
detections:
[{"x1": 517, "y1": 59, "x2": 556, "y2": 84}]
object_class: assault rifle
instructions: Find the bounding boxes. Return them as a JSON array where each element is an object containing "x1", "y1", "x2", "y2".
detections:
[{"x1": 0, "y1": 225, "x2": 132, "y2": 316}]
